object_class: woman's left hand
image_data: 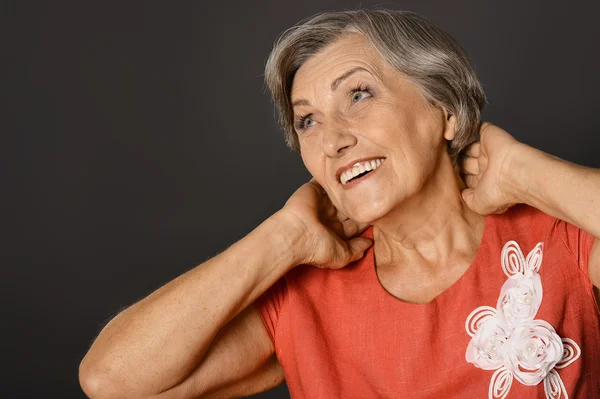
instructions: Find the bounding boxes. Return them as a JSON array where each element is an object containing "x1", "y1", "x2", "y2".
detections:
[{"x1": 459, "y1": 122, "x2": 525, "y2": 215}]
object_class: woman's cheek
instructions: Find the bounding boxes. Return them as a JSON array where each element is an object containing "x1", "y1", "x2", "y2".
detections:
[
  {"x1": 349, "y1": 100, "x2": 375, "y2": 120},
  {"x1": 298, "y1": 126, "x2": 322, "y2": 152},
  {"x1": 300, "y1": 149, "x2": 325, "y2": 181}
]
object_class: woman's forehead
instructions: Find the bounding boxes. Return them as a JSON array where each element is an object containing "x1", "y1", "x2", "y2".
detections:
[{"x1": 291, "y1": 34, "x2": 387, "y2": 99}]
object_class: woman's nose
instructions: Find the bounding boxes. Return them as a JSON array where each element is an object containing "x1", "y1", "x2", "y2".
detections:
[{"x1": 321, "y1": 123, "x2": 358, "y2": 158}]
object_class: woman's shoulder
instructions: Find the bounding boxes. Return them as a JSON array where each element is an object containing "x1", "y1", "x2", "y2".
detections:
[
  {"x1": 484, "y1": 204, "x2": 557, "y2": 243},
  {"x1": 485, "y1": 204, "x2": 595, "y2": 274},
  {"x1": 489, "y1": 204, "x2": 589, "y2": 243},
  {"x1": 491, "y1": 203, "x2": 554, "y2": 226}
]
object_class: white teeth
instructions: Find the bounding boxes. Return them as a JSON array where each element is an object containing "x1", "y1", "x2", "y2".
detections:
[{"x1": 340, "y1": 158, "x2": 385, "y2": 185}]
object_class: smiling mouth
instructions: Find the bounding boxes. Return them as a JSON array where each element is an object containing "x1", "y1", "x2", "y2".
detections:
[{"x1": 340, "y1": 158, "x2": 385, "y2": 185}]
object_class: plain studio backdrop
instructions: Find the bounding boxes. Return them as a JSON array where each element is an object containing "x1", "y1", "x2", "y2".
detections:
[{"x1": 2, "y1": 0, "x2": 599, "y2": 398}]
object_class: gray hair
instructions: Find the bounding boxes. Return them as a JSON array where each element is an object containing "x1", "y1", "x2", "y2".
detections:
[{"x1": 264, "y1": 9, "x2": 486, "y2": 161}]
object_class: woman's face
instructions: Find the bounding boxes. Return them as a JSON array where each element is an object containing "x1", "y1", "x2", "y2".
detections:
[{"x1": 291, "y1": 34, "x2": 456, "y2": 224}]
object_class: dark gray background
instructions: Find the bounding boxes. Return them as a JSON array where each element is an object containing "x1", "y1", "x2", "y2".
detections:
[{"x1": 2, "y1": 0, "x2": 599, "y2": 398}]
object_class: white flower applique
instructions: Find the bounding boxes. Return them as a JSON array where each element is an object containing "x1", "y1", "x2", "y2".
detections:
[{"x1": 465, "y1": 241, "x2": 581, "y2": 399}]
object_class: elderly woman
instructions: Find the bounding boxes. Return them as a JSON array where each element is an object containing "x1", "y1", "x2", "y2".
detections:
[{"x1": 79, "y1": 10, "x2": 600, "y2": 399}]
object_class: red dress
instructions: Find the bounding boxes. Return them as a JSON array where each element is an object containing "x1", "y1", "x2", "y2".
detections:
[{"x1": 256, "y1": 205, "x2": 600, "y2": 398}]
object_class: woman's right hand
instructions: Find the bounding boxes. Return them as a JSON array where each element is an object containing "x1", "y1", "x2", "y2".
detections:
[{"x1": 276, "y1": 179, "x2": 373, "y2": 270}]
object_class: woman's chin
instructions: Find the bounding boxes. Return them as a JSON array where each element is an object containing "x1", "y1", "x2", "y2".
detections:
[{"x1": 344, "y1": 201, "x2": 394, "y2": 226}]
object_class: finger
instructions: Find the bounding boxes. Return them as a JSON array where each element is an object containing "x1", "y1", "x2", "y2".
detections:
[
  {"x1": 459, "y1": 156, "x2": 479, "y2": 175},
  {"x1": 464, "y1": 142, "x2": 481, "y2": 157},
  {"x1": 327, "y1": 221, "x2": 346, "y2": 238},
  {"x1": 341, "y1": 219, "x2": 359, "y2": 238},
  {"x1": 463, "y1": 174, "x2": 479, "y2": 189},
  {"x1": 324, "y1": 202, "x2": 337, "y2": 218},
  {"x1": 319, "y1": 205, "x2": 337, "y2": 222},
  {"x1": 335, "y1": 208, "x2": 350, "y2": 223},
  {"x1": 319, "y1": 194, "x2": 337, "y2": 219},
  {"x1": 462, "y1": 188, "x2": 494, "y2": 216},
  {"x1": 307, "y1": 178, "x2": 327, "y2": 195},
  {"x1": 461, "y1": 188, "x2": 479, "y2": 213},
  {"x1": 346, "y1": 237, "x2": 373, "y2": 263}
]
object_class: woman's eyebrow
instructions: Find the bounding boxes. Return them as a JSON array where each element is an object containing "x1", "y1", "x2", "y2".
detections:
[
  {"x1": 292, "y1": 99, "x2": 310, "y2": 108},
  {"x1": 331, "y1": 67, "x2": 369, "y2": 91}
]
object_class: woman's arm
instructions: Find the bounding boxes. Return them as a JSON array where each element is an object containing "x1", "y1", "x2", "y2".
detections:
[
  {"x1": 79, "y1": 181, "x2": 372, "y2": 399},
  {"x1": 79, "y1": 213, "x2": 298, "y2": 398},
  {"x1": 460, "y1": 123, "x2": 600, "y2": 285}
]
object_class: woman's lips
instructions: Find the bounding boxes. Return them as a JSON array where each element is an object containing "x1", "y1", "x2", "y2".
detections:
[
  {"x1": 339, "y1": 158, "x2": 386, "y2": 188},
  {"x1": 336, "y1": 157, "x2": 386, "y2": 183}
]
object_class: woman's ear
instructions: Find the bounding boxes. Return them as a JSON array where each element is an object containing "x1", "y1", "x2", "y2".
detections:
[{"x1": 442, "y1": 108, "x2": 457, "y2": 141}]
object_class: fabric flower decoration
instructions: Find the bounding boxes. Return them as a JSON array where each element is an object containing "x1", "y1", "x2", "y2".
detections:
[
  {"x1": 465, "y1": 241, "x2": 581, "y2": 399},
  {"x1": 508, "y1": 320, "x2": 563, "y2": 386},
  {"x1": 466, "y1": 312, "x2": 511, "y2": 370},
  {"x1": 497, "y1": 270, "x2": 542, "y2": 328}
]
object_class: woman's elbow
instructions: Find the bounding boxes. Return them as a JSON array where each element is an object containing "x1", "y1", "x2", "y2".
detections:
[
  {"x1": 78, "y1": 355, "x2": 131, "y2": 399},
  {"x1": 79, "y1": 356, "x2": 103, "y2": 398}
]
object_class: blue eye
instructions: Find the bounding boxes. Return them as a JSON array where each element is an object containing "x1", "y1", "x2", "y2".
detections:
[
  {"x1": 303, "y1": 118, "x2": 315, "y2": 129},
  {"x1": 294, "y1": 114, "x2": 315, "y2": 131},
  {"x1": 350, "y1": 85, "x2": 372, "y2": 103},
  {"x1": 352, "y1": 91, "x2": 369, "y2": 103}
]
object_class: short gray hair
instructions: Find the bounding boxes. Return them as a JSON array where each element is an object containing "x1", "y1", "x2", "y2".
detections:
[{"x1": 264, "y1": 9, "x2": 486, "y2": 161}]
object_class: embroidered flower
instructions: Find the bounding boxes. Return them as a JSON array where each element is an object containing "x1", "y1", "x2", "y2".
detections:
[
  {"x1": 466, "y1": 313, "x2": 511, "y2": 370},
  {"x1": 497, "y1": 271, "x2": 542, "y2": 328},
  {"x1": 508, "y1": 320, "x2": 563, "y2": 386},
  {"x1": 465, "y1": 241, "x2": 581, "y2": 399}
]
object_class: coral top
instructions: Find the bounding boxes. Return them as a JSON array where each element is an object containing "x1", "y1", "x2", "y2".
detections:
[{"x1": 256, "y1": 205, "x2": 600, "y2": 398}]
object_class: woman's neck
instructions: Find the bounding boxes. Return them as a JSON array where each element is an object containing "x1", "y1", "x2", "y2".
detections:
[{"x1": 372, "y1": 158, "x2": 485, "y2": 273}]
